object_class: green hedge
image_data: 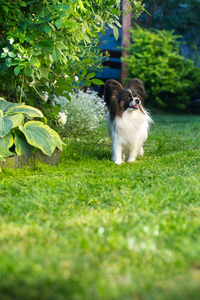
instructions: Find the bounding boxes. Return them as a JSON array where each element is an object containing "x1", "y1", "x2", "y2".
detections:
[{"x1": 123, "y1": 26, "x2": 200, "y2": 110}]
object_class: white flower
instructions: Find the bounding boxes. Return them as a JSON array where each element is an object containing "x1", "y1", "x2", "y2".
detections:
[
  {"x1": 41, "y1": 92, "x2": 48, "y2": 102},
  {"x1": 52, "y1": 89, "x2": 106, "y2": 136},
  {"x1": 58, "y1": 112, "x2": 67, "y2": 125},
  {"x1": 74, "y1": 75, "x2": 79, "y2": 81},
  {"x1": 98, "y1": 227, "x2": 104, "y2": 236}
]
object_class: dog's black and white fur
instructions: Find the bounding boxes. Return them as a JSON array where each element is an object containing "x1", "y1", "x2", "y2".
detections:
[{"x1": 104, "y1": 78, "x2": 153, "y2": 165}]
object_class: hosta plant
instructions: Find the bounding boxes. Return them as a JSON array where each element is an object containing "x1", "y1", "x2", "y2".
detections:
[{"x1": 0, "y1": 98, "x2": 63, "y2": 161}]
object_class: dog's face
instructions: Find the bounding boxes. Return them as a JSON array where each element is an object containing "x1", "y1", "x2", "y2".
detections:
[
  {"x1": 118, "y1": 89, "x2": 141, "y2": 111},
  {"x1": 104, "y1": 78, "x2": 145, "y2": 119}
]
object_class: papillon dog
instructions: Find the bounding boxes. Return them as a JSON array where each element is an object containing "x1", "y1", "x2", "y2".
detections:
[{"x1": 104, "y1": 78, "x2": 153, "y2": 165}]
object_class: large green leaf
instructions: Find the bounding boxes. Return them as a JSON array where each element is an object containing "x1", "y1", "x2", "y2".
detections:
[
  {"x1": 55, "y1": 18, "x2": 62, "y2": 30},
  {"x1": 18, "y1": 121, "x2": 58, "y2": 156},
  {"x1": 91, "y1": 78, "x2": 104, "y2": 85},
  {"x1": 7, "y1": 104, "x2": 45, "y2": 119},
  {"x1": 52, "y1": 49, "x2": 60, "y2": 62},
  {"x1": 0, "y1": 98, "x2": 21, "y2": 114},
  {"x1": 0, "y1": 146, "x2": 15, "y2": 158},
  {"x1": 14, "y1": 130, "x2": 35, "y2": 155},
  {"x1": 0, "y1": 132, "x2": 14, "y2": 149},
  {"x1": 0, "y1": 113, "x2": 24, "y2": 138},
  {"x1": 45, "y1": 125, "x2": 63, "y2": 151}
]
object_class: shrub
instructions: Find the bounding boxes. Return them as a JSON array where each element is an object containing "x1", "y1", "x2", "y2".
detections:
[
  {"x1": 0, "y1": 0, "x2": 145, "y2": 106},
  {"x1": 139, "y1": 0, "x2": 200, "y2": 53},
  {"x1": 53, "y1": 90, "x2": 105, "y2": 137},
  {"x1": 123, "y1": 26, "x2": 200, "y2": 110}
]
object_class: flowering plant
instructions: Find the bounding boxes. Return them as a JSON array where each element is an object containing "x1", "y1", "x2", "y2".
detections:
[
  {"x1": 53, "y1": 90, "x2": 105, "y2": 137},
  {"x1": 58, "y1": 112, "x2": 67, "y2": 126}
]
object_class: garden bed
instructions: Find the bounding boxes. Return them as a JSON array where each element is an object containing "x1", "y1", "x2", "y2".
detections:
[{"x1": 0, "y1": 148, "x2": 60, "y2": 169}]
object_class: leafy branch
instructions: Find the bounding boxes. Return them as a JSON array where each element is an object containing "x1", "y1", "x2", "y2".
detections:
[{"x1": 0, "y1": 0, "x2": 145, "y2": 106}]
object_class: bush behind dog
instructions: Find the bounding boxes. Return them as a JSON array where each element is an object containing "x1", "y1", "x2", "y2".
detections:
[
  {"x1": 53, "y1": 90, "x2": 106, "y2": 137},
  {"x1": 123, "y1": 26, "x2": 200, "y2": 111}
]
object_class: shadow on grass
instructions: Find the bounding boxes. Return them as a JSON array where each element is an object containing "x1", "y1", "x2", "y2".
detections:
[
  {"x1": 59, "y1": 115, "x2": 200, "y2": 163},
  {"x1": 1, "y1": 267, "x2": 200, "y2": 300},
  {"x1": 60, "y1": 136, "x2": 111, "y2": 162}
]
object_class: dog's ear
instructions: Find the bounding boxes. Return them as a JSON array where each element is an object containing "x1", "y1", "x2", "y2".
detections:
[
  {"x1": 128, "y1": 78, "x2": 145, "y2": 103},
  {"x1": 104, "y1": 79, "x2": 123, "y2": 108}
]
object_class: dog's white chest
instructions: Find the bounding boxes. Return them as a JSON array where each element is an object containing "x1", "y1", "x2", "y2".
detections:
[{"x1": 108, "y1": 110, "x2": 149, "y2": 143}]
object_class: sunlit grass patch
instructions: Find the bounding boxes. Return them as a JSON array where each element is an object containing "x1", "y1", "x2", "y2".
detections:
[{"x1": 0, "y1": 115, "x2": 200, "y2": 300}]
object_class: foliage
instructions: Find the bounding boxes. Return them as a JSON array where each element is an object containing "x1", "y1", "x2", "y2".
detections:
[
  {"x1": 138, "y1": 0, "x2": 200, "y2": 55},
  {"x1": 0, "y1": 97, "x2": 62, "y2": 160},
  {"x1": 123, "y1": 26, "x2": 200, "y2": 110},
  {"x1": 0, "y1": 115, "x2": 200, "y2": 299},
  {"x1": 0, "y1": 0, "x2": 145, "y2": 106},
  {"x1": 53, "y1": 89, "x2": 106, "y2": 137}
]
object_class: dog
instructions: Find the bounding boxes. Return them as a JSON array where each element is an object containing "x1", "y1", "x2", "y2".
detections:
[{"x1": 104, "y1": 78, "x2": 153, "y2": 165}]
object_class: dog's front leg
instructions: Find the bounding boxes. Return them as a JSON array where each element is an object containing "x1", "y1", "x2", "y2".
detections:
[
  {"x1": 137, "y1": 146, "x2": 144, "y2": 157},
  {"x1": 127, "y1": 147, "x2": 137, "y2": 162},
  {"x1": 111, "y1": 141, "x2": 123, "y2": 165}
]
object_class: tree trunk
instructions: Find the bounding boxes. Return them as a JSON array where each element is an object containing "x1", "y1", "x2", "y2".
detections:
[{"x1": 120, "y1": 1, "x2": 132, "y2": 84}]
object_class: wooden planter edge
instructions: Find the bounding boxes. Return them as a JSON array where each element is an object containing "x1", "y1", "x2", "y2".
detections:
[{"x1": 0, "y1": 148, "x2": 60, "y2": 169}]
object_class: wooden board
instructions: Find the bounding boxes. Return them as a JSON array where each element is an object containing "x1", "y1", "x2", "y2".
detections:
[{"x1": 0, "y1": 148, "x2": 60, "y2": 169}]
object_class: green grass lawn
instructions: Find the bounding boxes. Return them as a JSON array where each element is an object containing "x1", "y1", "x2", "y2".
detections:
[{"x1": 0, "y1": 115, "x2": 200, "y2": 300}]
